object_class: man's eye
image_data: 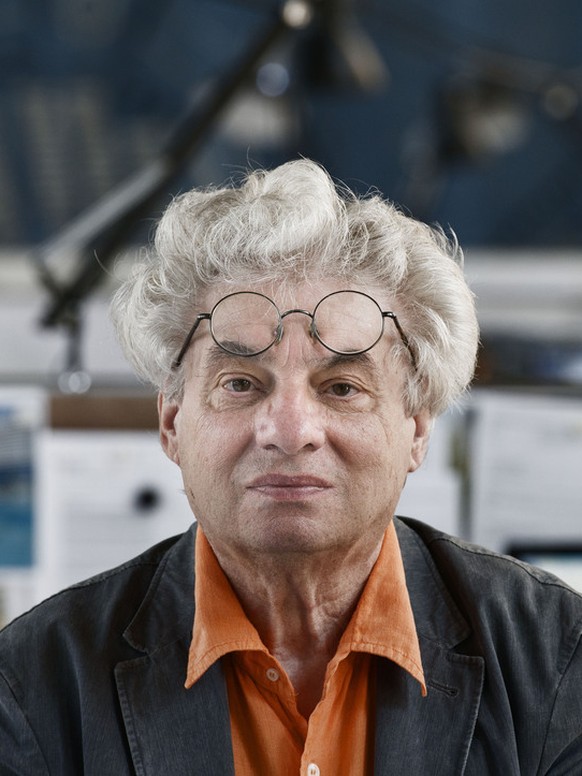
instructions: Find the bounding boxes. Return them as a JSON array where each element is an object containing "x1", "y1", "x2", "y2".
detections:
[
  {"x1": 328, "y1": 382, "x2": 357, "y2": 398},
  {"x1": 224, "y1": 378, "x2": 253, "y2": 393}
]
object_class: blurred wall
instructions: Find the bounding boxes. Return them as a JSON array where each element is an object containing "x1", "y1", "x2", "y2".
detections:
[{"x1": 1, "y1": 0, "x2": 581, "y2": 247}]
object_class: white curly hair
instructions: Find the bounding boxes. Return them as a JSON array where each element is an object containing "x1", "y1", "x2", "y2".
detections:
[{"x1": 110, "y1": 159, "x2": 479, "y2": 416}]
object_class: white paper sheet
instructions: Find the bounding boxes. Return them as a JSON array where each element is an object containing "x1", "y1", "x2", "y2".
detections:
[
  {"x1": 469, "y1": 390, "x2": 582, "y2": 552},
  {"x1": 35, "y1": 430, "x2": 194, "y2": 602}
]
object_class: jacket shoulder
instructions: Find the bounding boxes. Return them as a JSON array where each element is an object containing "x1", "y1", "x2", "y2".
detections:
[
  {"x1": 396, "y1": 516, "x2": 582, "y2": 655},
  {"x1": 398, "y1": 515, "x2": 582, "y2": 599},
  {"x1": 0, "y1": 528, "x2": 197, "y2": 775},
  {"x1": 0, "y1": 531, "x2": 186, "y2": 654}
]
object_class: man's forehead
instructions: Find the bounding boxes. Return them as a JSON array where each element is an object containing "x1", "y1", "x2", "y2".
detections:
[{"x1": 197, "y1": 278, "x2": 393, "y2": 310}]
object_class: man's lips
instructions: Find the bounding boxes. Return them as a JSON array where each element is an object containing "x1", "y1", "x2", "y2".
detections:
[{"x1": 247, "y1": 474, "x2": 332, "y2": 499}]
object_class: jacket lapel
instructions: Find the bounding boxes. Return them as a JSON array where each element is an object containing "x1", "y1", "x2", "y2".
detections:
[
  {"x1": 115, "y1": 647, "x2": 233, "y2": 776},
  {"x1": 374, "y1": 641, "x2": 484, "y2": 774},
  {"x1": 114, "y1": 525, "x2": 235, "y2": 776},
  {"x1": 374, "y1": 520, "x2": 485, "y2": 775}
]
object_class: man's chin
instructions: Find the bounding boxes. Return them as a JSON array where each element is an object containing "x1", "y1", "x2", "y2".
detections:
[{"x1": 240, "y1": 520, "x2": 350, "y2": 559}]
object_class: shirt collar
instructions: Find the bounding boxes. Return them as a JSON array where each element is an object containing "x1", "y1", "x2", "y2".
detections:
[
  {"x1": 186, "y1": 523, "x2": 425, "y2": 695},
  {"x1": 339, "y1": 521, "x2": 426, "y2": 694}
]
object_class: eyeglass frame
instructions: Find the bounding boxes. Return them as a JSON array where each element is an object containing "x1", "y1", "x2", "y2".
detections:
[{"x1": 172, "y1": 289, "x2": 417, "y2": 370}]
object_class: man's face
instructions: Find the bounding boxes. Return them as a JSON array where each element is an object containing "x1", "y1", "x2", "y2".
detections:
[{"x1": 159, "y1": 280, "x2": 431, "y2": 564}]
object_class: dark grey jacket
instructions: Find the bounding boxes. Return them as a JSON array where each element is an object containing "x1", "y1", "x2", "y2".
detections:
[{"x1": 1, "y1": 518, "x2": 582, "y2": 775}]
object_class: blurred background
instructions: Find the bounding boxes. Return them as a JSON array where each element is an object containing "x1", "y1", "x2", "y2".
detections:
[{"x1": 1, "y1": 0, "x2": 581, "y2": 624}]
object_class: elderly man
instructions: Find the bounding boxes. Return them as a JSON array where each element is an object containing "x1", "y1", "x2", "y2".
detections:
[{"x1": 1, "y1": 160, "x2": 582, "y2": 775}]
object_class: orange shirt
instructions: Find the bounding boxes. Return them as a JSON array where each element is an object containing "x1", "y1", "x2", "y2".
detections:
[{"x1": 186, "y1": 524, "x2": 425, "y2": 776}]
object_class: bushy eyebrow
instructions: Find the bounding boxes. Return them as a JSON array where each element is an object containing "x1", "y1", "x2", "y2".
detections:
[
  {"x1": 202, "y1": 344, "x2": 257, "y2": 370},
  {"x1": 322, "y1": 352, "x2": 376, "y2": 371},
  {"x1": 203, "y1": 345, "x2": 377, "y2": 374}
]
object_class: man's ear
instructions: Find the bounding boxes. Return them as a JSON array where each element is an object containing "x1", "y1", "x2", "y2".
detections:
[
  {"x1": 408, "y1": 410, "x2": 433, "y2": 473},
  {"x1": 158, "y1": 392, "x2": 181, "y2": 465}
]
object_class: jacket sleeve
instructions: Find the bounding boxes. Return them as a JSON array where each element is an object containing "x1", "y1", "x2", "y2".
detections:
[
  {"x1": 539, "y1": 629, "x2": 582, "y2": 775},
  {"x1": 0, "y1": 670, "x2": 49, "y2": 776}
]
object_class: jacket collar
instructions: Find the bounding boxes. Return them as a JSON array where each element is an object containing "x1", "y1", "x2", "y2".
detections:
[
  {"x1": 394, "y1": 517, "x2": 471, "y2": 648},
  {"x1": 122, "y1": 524, "x2": 197, "y2": 655},
  {"x1": 372, "y1": 518, "x2": 484, "y2": 775}
]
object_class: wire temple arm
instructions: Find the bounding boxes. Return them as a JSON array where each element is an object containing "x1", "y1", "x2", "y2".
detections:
[
  {"x1": 383, "y1": 312, "x2": 417, "y2": 371},
  {"x1": 173, "y1": 313, "x2": 211, "y2": 368}
]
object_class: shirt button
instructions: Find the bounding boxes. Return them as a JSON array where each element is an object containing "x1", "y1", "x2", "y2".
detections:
[
  {"x1": 266, "y1": 668, "x2": 280, "y2": 682},
  {"x1": 307, "y1": 764, "x2": 320, "y2": 776}
]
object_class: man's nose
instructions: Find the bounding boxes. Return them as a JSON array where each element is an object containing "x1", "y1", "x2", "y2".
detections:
[{"x1": 254, "y1": 384, "x2": 326, "y2": 455}]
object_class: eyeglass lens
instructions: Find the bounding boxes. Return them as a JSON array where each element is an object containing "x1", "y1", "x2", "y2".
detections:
[
  {"x1": 210, "y1": 290, "x2": 385, "y2": 356},
  {"x1": 211, "y1": 293, "x2": 280, "y2": 355},
  {"x1": 313, "y1": 290, "x2": 384, "y2": 354}
]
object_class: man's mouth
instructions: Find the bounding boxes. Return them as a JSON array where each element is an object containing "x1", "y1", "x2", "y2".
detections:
[{"x1": 247, "y1": 474, "x2": 332, "y2": 500}]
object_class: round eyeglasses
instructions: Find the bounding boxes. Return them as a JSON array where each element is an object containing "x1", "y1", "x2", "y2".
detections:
[{"x1": 172, "y1": 290, "x2": 416, "y2": 369}]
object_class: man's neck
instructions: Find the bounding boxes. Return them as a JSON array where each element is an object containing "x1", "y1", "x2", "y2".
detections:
[{"x1": 208, "y1": 538, "x2": 384, "y2": 717}]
